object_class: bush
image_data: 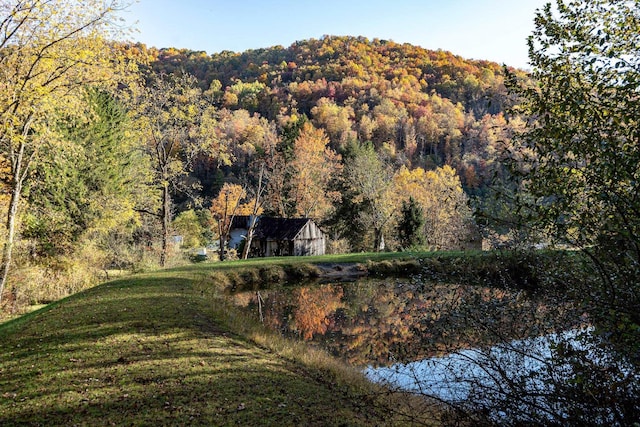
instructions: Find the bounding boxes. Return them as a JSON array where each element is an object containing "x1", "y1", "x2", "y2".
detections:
[
  {"x1": 326, "y1": 238, "x2": 351, "y2": 255},
  {"x1": 367, "y1": 259, "x2": 422, "y2": 277}
]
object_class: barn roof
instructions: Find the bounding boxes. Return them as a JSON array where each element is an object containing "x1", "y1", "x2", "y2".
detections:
[{"x1": 230, "y1": 216, "x2": 320, "y2": 241}]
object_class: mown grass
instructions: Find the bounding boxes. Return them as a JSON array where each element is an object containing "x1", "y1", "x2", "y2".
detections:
[
  {"x1": 1, "y1": 249, "x2": 574, "y2": 426},
  {"x1": 0, "y1": 259, "x2": 440, "y2": 426},
  {"x1": 170, "y1": 249, "x2": 566, "y2": 295},
  {"x1": 169, "y1": 250, "x2": 468, "y2": 274}
]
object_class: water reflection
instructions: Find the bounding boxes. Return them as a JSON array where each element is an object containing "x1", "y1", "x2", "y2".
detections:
[
  {"x1": 231, "y1": 280, "x2": 639, "y2": 424},
  {"x1": 230, "y1": 278, "x2": 580, "y2": 367},
  {"x1": 365, "y1": 328, "x2": 588, "y2": 400}
]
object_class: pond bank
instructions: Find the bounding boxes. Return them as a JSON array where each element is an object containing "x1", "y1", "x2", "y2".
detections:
[
  {"x1": 195, "y1": 249, "x2": 578, "y2": 295},
  {"x1": 0, "y1": 266, "x2": 440, "y2": 426}
]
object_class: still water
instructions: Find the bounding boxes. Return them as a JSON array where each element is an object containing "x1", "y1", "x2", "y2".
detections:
[
  {"x1": 229, "y1": 278, "x2": 634, "y2": 423},
  {"x1": 229, "y1": 278, "x2": 580, "y2": 367}
]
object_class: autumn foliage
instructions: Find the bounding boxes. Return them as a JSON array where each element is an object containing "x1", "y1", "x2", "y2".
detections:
[{"x1": 2, "y1": 15, "x2": 523, "y2": 308}]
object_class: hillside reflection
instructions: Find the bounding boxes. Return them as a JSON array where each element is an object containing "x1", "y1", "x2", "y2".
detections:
[{"x1": 230, "y1": 279, "x2": 580, "y2": 367}]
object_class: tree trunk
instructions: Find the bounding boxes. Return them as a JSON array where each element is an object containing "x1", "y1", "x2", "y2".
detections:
[
  {"x1": 218, "y1": 219, "x2": 226, "y2": 262},
  {"x1": 218, "y1": 190, "x2": 230, "y2": 261},
  {"x1": 242, "y1": 165, "x2": 265, "y2": 260},
  {"x1": 0, "y1": 136, "x2": 29, "y2": 306},
  {"x1": 242, "y1": 216, "x2": 257, "y2": 260},
  {"x1": 373, "y1": 228, "x2": 384, "y2": 252},
  {"x1": 0, "y1": 180, "x2": 22, "y2": 306},
  {"x1": 160, "y1": 182, "x2": 170, "y2": 267}
]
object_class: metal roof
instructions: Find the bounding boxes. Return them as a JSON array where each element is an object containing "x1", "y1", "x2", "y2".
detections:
[{"x1": 230, "y1": 216, "x2": 317, "y2": 241}]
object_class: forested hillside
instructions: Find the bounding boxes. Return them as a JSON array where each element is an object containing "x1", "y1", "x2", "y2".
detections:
[
  {"x1": 1, "y1": 6, "x2": 527, "y2": 312},
  {"x1": 142, "y1": 36, "x2": 524, "y2": 195},
  {"x1": 126, "y1": 36, "x2": 528, "y2": 252}
]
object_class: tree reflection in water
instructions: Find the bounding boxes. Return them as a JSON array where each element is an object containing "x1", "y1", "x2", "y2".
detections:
[
  {"x1": 231, "y1": 279, "x2": 639, "y2": 423},
  {"x1": 229, "y1": 279, "x2": 582, "y2": 367},
  {"x1": 230, "y1": 280, "x2": 640, "y2": 423}
]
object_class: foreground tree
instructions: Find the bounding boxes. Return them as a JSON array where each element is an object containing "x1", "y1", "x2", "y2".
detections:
[
  {"x1": 134, "y1": 72, "x2": 204, "y2": 267},
  {"x1": 502, "y1": 0, "x2": 640, "y2": 423},
  {"x1": 0, "y1": 0, "x2": 130, "y2": 305}
]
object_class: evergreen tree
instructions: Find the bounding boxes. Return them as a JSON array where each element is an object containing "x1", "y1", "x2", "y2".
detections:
[
  {"x1": 25, "y1": 88, "x2": 143, "y2": 257},
  {"x1": 397, "y1": 197, "x2": 424, "y2": 249}
]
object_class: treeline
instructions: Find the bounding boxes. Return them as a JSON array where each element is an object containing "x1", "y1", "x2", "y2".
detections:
[
  {"x1": 139, "y1": 36, "x2": 526, "y2": 195},
  {"x1": 1, "y1": 16, "x2": 525, "y2": 312},
  {"x1": 121, "y1": 36, "x2": 528, "y2": 253}
]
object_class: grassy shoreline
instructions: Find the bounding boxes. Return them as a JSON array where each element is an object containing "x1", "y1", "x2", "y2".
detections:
[
  {"x1": 0, "y1": 253, "x2": 447, "y2": 426},
  {"x1": 0, "y1": 250, "x2": 575, "y2": 425}
]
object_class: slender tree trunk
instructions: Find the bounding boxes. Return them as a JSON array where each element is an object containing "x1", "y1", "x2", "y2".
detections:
[
  {"x1": 242, "y1": 165, "x2": 265, "y2": 260},
  {"x1": 218, "y1": 235, "x2": 226, "y2": 261},
  {"x1": 242, "y1": 216, "x2": 257, "y2": 260},
  {"x1": 0, "y1": 180, "x2": 23, "y2": 306},
  {"x1": 0, "y1": 136, "x2": 29, "y2": 306},
  {"x1": 160, "y1": 182, "x2": 170, "y2": 267},
  {"x1": 218, "y1": 217, "x2": 225, "y2": 262},
  {"x1": 373, "y1": 227, "x2": 382, "y2": 252},
  {"x1": 218, "y1": 190, "x2": 229, "y2": 261}
]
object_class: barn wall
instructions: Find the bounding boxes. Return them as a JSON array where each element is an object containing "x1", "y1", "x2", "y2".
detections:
[
  {"x1": 265, "y1": 240, "x2": 279, "y2": 257},
  {"x1": 293, "y1": 238, "x2": 325, "y2": 256},
  {"x1": 247, "y1": 219, "x2": 327, "y2": 257},
  {"x1": 261, "y1": 240, "x2": 294, "y2": 257},
  {"x1": 293, "y1": 222, "x2": 326, "y2": 256}
]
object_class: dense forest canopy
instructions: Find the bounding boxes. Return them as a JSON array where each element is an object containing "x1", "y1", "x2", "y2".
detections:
[
  {"x1": 1, "y1": 26, "x2": 533, "y2": 309},
  {"x1": 0, "y1": 0, "x2": 533, "y2": 307},
  {"x1": 133, "y1": 35, "x2": 525, "y2": 208}
]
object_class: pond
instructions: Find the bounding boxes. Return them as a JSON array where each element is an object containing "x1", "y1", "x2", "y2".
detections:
[
  {"x1": 229, "y1": 278, "x2": 580, "y2": 367},
  {"x1": 228, "y1": 278, "x2": 630, "y2": 423}
]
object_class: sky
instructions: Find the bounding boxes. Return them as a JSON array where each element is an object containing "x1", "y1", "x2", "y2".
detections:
[{"x1": 121, "y1": 0, "x2": 550, "y2": 70}]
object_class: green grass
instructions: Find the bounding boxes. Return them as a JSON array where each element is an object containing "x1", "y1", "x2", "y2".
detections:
[
  {"x1": 161, "y1": 251, "x2": 432, "y2": 294},
  {"x1": 0, "y1": 262, "x2": 438, "y2": 426},
  {"x1": 1, "y1": 249, "x2": 567, "y2": 426}
]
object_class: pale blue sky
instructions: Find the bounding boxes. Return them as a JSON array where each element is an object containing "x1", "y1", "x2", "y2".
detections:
[{"x1": 122, "y1": 0, "x2": 550, "y2": 69}]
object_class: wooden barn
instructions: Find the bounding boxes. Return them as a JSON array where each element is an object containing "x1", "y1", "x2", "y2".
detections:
[{"x1": 229, "y1": 216, "x2": 326, "y2": 257}]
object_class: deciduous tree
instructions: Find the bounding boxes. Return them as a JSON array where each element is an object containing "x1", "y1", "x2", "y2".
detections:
[
  {"x1": 392, "y1": 165, "x2": 474, "y2": 250},
  {"x1": 241, "y1": 164, "x2": 266, "y2": 260},
  {"x1": 134, "y1": 72, "x2": 204, "y2": 266},
  {"x1": 345, "y1": 142, "x2": 394, "y2": 251},
  {"x1": 0, "y1": 0, "x2": 131, "y2": 304},
  {"x1": 504, "y1": 0, "x2": 640, "y2": 421},
  {"x1": 289, "y1": 122, "x2": 342, "y2": 219},
  {"x1": 210, "y1": 183, "x2": 257, "y2": 260}
]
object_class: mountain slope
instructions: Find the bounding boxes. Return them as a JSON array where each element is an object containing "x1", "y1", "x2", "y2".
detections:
[{"x1": 130, "y1": 35, "x2": 526, "y2": 195}]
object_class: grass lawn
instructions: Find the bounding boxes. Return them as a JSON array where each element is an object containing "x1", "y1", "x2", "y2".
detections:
[{"x1": 0, "y1": 256, "x2": 440, "y2": 426}]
